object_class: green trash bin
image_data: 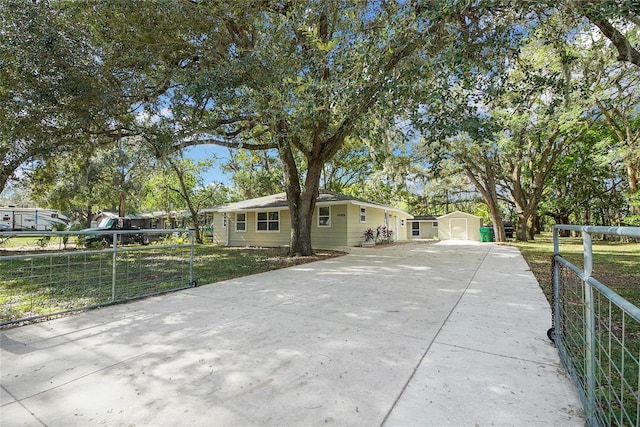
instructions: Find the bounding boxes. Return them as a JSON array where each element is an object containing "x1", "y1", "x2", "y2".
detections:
[{"x1": 479, "y1": 227, "x2": 495, "y2": 242}]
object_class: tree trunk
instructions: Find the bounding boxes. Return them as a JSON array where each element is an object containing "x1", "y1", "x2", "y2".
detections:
[
  {"x1": 118, "y1": 193, "x2": 126, "y2": 217},
  {"x1": 172, "y1": 162, "x2": 204, "y2": 244},
  {"x1": 463, "y1": 163, "x2": 505, "y2": 242},
  {"x1": 278, "y1": 131, "x2": 318, "y2": 257},
  {"x1": 287, "y1": 159, "x2": 324, "y2": 256},
  {"x1": 516, "y1": 214, "x2": 529, "y2": 241},
  {"x1": 548, "y1": 211, "x2": 571, "y2": 237},
  {"x1": 288, "y1": 193, "x2": 315, "y2": 256},
  {"x1": 1, "y1": 153, "x2": 32, "y2": 194},
  {"x1": 527, "y1": 217, "x2": 535, "y2": 240},
  {"x1": 86, "y1": 205, "x2": 93, "y2": 228},
  {"x1": 627, "y1": 163, "x2": 639, "y2": 215}
]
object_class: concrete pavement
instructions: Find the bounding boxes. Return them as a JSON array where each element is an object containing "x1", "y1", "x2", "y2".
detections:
[{"x1": 1, "y1": 241, "x2": 584, "y2": 426}]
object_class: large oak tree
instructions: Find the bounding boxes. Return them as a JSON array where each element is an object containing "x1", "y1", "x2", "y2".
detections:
[{"x1": 75, "y1": 1, "x2": 491, "y2": 255}]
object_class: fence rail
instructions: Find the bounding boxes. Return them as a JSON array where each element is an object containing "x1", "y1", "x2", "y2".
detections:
[
  {"x1": 0, "y1": 229, "x2": 195, "y2": 327},
  {"x1": 551, "y1": 225, "x2": 640, "y2": 426}
]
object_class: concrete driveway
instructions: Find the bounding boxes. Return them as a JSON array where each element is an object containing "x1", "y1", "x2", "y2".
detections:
[{"x1": 1, "y1": 241, "x2": 583, "y2": 426}]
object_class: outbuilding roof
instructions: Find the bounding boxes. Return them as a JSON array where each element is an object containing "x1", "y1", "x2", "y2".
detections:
[
  {"x1": 410, "y1": 215, "x2": 438, "y2": 221},
  {"x1": 437, "y1": 210, "x2": 482, "y2": 219}
]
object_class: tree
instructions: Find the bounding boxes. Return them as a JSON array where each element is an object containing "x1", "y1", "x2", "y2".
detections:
[
  {"x1": 541, "y1": 125, "x2": 629, "y2": 231},
  {"x1": 331, "y1": 124, "x2": 417, "y2": 208},
  {"x1": 589, "y1": 64, "x2": 640, "y2": 214},
  {"x1": 76, "y1": 1, "x2": 498, "y2": 255},
  {"x1": 27, "y1": 139, "x2": 153, "y2": 225},
  {"x1": 495, "y1": 26, "x2": 591, "y2": 240},
  {"x1": 417, "y1": 110, "x2": 510, "y2": 241},
  {"x1": 0, "y1": 1, "x2": 141, "y2": 193},
  {"x1": 222, "y1": 150, "x2": 284, "y2": 200},
  {"x1": 146, "y1": 131, "x2": 226, "y2": 243},
  {"x1": 413, "y1": 6, "x2": 599, "y2": 241},
  {"x1": 551, "y1": 1, "x2": 640, "y2": 218},
  {"x1": 408, "y1": 172, "x2": 487, "y2": 217},
  {"x1": 568, "y1": 0, "x2": 640, "y2": 68},
  {"x1": 321, "y1": 137, "x2": 373, "y2": 194}
]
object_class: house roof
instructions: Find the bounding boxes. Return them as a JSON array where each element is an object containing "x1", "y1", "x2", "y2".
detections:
[
  {"x1": 410, "y1": 215, "x2": 438, "y2": 221},
  {"x1": 211, "y1": 190, "x2": 412, "y2": 217}
]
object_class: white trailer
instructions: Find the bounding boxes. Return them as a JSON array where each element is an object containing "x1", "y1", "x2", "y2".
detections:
[{"x1": 0, "y1": 207, "x2": 69, "y2": 231}]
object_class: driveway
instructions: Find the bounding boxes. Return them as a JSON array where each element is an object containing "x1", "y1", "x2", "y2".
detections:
[{"x1": 1, "y1": 241, "x2": 583, "y2": 426}]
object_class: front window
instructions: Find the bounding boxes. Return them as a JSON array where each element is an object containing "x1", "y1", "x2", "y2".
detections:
[
  {"x1": 257, "y1": 211, "x2": 279, "y2": 231},
  {"x1": 236, "y1": 213, "x2": 246, "y2": 232},
  {"x1": 360, "y1": 207, "x2": 366, "y2": 223},
  {"x1": 318, "y1": 206, "x2": 331, "y2": 227},
  {"x1": 412, "y1": 222, "x2": 420, "y2": 236}
]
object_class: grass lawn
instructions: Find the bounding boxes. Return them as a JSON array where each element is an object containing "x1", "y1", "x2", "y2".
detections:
[
  {"x1": 0, "y1": 244, "x2": 344, "y2": 326},
  {"x1": 512, "y1": 233, "x2": 640, "y2": 306}
]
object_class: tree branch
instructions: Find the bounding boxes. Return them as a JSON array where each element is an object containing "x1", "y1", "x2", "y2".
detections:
[
  {"x1": 587, "y1": 15, "x2": 640, "y2": 68},
  {"x1": 179, "y1": 137, "x2": 278, "y2": 151}
]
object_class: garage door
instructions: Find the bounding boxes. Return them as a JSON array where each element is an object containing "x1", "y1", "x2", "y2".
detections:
[{"x1": 449, "y1": 218, "x2": 468, "y2": 240}]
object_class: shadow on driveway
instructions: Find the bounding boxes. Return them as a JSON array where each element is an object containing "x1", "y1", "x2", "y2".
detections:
[{"x1": 1, "y1": 242, "x2": 583, "y2": 426}]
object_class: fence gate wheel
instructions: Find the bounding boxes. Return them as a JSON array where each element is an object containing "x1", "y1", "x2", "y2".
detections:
[{"x1": 547, "y1": 328, "x2": 555, "y2": 343}]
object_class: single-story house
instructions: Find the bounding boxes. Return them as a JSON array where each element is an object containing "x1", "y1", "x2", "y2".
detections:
[
  {"x1": 407, "y1": 215, "x2": 439, "y2": 240},
  {"x1": 206, "y1": 191, "x2": 413, "y2": 249},
  {"x1": 437, "y1": 211, "x2": 483, "y2": 241}
]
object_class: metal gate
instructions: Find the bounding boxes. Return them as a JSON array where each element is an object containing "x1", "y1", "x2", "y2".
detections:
[
  {"x1": 551, "y1": 225, "x2": 640, "y2": 426},
  {"x1": 0, "y1": 229, "x2": 195, "y2": 327}
]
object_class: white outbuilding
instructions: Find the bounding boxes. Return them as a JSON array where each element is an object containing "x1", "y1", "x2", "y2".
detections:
[{"x1": 437, "y1": 211, "x2": 483, "y2": 241}]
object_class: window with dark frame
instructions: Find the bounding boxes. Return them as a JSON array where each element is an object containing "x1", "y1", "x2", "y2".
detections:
[
  {"x1": 318, "y1": 206, "x2": 331, "y2": 227},
  {"x1": 236, "y1": 213, "x2": 246, "y2": 231},
  {"x1": 360, "y1": 207, "x2": 366, "y2": 223},
  {"x1": 412, "y1": 222, "x2": 420, "y2": 236},
  {"x1": 257, "y1": 211, "x2": 279, "y2": 231}
]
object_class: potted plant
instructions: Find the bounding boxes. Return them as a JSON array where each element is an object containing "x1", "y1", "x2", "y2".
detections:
[
  {"x1": 362, "y1": 228, "x2": 376, "y2": 246},
  {"x1": 378, "y1": 225, "x2": 393, "y2": 244}
]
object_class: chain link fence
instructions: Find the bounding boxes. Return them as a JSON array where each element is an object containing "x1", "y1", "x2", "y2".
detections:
[
  {"x1": 551, "y1": 225, "x2": 640, "y2": 427},
  {"x1": 0, "y1": 229, "x2": 195, "y2": 327}
]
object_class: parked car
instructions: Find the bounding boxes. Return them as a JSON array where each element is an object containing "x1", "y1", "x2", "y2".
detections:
[
  {"x1": 82, "y1": 217, "x2": 146, "y2": 246},
  {"x1": 503, "y1": 221, "x2": 514, "y2": 239}
]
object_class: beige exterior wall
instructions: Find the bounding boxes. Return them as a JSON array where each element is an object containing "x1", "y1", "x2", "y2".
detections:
[
  {"x1": 344, "y1": 204, "x2": 411, "y2": 246},
  {"x1": 212, "y1": 202, "x2": 412, "y2": 248},
  {"x1": 408, "y1": 221, "x2": 438, "y2": 239},
  {"x1": 345, "y1": 204, "x2": 383, "y2": 246},
  {"x1": 388, "y1": 212, "x2": 411, "y2": 242},
  {"x1": 437, "y1": 212, "x2": 483, "y2": 241},
  {"x1": 227, "y1": 210, "x2": 291, "y2": 247},
  {"x1": 210, "y1": 212, "x2": 227, "y2": 246},
  {"x1": 310, "y1": 204, "x2": 349, "y2": 248}
]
